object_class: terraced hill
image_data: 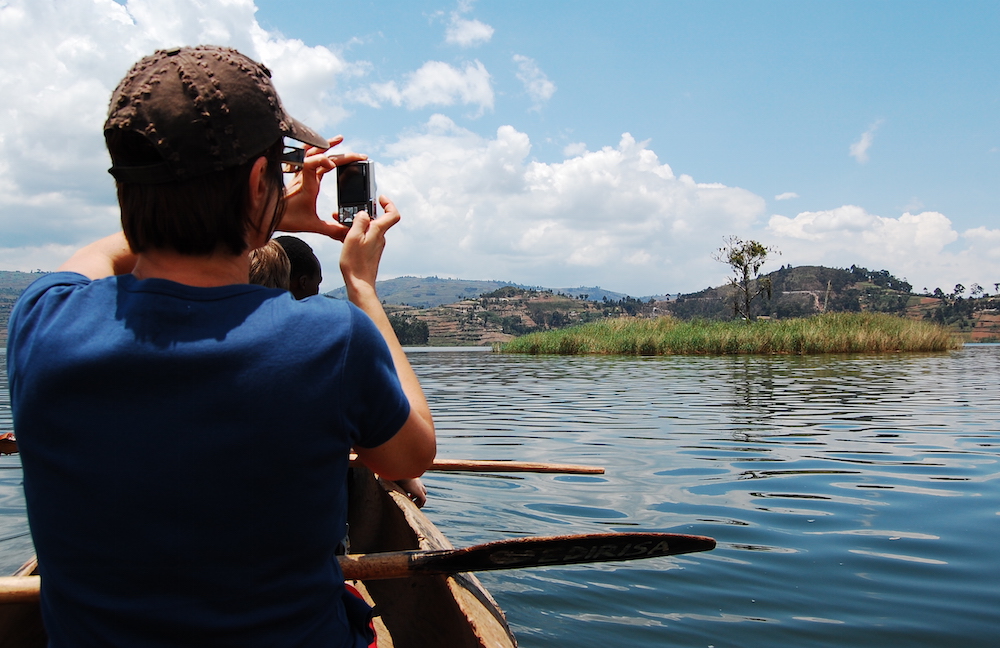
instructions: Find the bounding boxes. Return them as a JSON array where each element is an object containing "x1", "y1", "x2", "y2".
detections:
[{"x1": 3, "y1": 267, "x2": 997, "y2": 346}]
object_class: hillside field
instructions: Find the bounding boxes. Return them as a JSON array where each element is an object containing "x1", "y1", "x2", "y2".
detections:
[{"x1": 2, "y1": 266, "x2": 996, "y2": 347}]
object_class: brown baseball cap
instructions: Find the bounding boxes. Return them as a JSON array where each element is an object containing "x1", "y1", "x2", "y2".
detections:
[{"x1": 105, "y1": 45, "x2": 328, "y2": 184}]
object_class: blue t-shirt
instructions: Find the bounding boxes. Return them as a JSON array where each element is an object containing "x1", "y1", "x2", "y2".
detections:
[{"x1": 7, "y1": 272, "x2": 411, "y2": 647}]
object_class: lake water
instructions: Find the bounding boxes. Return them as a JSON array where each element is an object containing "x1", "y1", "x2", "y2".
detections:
[{"x1": 2, "y1": 346, "x2": 999, "y2": 646}]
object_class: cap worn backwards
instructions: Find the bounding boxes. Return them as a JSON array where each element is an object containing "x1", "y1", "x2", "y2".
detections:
[{"x1": 105, "y1": 45, "x2": 327, "y2": 185}]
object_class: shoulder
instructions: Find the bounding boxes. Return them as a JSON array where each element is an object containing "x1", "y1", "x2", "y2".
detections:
[
  {"x1": 286, "y1": 295, "x2": 389, "y2": 357},
  {"x1": 282, "y1": 295, "x2": 375, "y2": 327},
  {"x1": 20, "y1": 271, "x2": 93, "y2": 297},
  {"x1": 11, "y1": 271, "x2": 102, "y2": 317},
  {"x1": 249, "y1": 294, "x2": 377, "y2": 348}
]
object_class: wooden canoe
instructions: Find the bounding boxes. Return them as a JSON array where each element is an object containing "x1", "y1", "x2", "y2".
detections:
[
  {"x1": 346, "y1": 467, "x2": 518, "y2": 648},
  {"x1": 0, "y1": 467, "x2": 517, "y2": 647}
]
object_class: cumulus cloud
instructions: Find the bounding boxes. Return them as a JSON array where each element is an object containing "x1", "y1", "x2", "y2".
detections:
[
  {"x1": 0, "y1": 0, "x2": 359, "y2": 256},
  {"x1": 766, "y1": 206, "x2": 998, "y2": 292},
  {"x1": 367, "y1": 61, "x2": 494, "y2": 113},
  {"x1": 3, "y1": 0, "x2": 999, "y2": 297},
  {"x1": 368, "y1": 117, "x2": 765, "y2": 294},
  {"x1": 962, "y1": 226, "x2": 1000, "y2": 260},
  {"x1": 513, "y1": 54, "x2": 556, "y2": 109},
  {"x1": 850, "y1": 120, "x2": 883, "y2": 164},
  {"x1": 774, "y1": 192, "x2": 799, "y2": 201}
]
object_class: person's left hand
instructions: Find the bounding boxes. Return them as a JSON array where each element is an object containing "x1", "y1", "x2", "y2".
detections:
[
  {"x1": 279, "y1": 135, "x2": 366, "y2": 241},
  {"x1": 394, "y1": 477, "x2": 428, "y2": 508}
]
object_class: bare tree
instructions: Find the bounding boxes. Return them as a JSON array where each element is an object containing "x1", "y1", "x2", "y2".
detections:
[{"x1": 713, "y1": 236, "x2": 780, "y2": 321}]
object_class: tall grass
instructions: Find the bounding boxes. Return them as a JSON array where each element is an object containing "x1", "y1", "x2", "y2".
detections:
[{"x1": 496, "y1": 313, "x2": 962, "y2": 355}]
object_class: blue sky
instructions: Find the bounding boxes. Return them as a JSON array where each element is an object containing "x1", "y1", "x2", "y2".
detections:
[{"x1": 1, "y1": 0, "x2": 998, "y2": 296}]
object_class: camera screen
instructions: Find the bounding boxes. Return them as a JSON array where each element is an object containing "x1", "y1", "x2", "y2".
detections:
[{"x1": 337, "y1": 163, "x2": 369, "y2": 205}]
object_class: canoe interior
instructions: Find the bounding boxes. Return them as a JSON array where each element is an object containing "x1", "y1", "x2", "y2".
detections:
[
  {"x1": 0, "y1": 559, "x2": 45, "y2": 648},
  {"x1": 347, "y1": 467, "x2": 517, "y2": 648}
]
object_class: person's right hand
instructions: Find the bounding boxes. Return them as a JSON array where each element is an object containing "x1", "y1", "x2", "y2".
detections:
[
  {"x1": 339, "y1": 195, "x2": 401, "y2": 296},
  {"x1": 394, "y1": 478, "x2": 428, "y2": 508}
]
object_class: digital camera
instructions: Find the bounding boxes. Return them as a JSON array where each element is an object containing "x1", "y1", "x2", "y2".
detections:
[{"x1": 337, "y1": 161, "x2": 377, "y2": 226}]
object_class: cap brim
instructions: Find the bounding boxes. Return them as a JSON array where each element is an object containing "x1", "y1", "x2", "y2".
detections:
[{"x1": 284, "y1": 116, "x2": 328, "y2": 150}]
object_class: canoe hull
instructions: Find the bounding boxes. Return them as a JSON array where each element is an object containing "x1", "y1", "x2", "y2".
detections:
[
  {"x1": 346, "y1": 467, "x2": 517, "y2": 648},
  {"x1": 0, "y1": 559, "x2": 44, "y2": 648}
]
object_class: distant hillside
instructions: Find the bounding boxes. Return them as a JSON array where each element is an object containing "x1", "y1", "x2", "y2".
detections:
[
  {"x1": 325, "y1": 276, "x2": 520, "y2": 308},
  {"x1": 3, "y1": 266, "x2": 997, "y2": 347},
  {"x1": 325, "y1": 276, "x2": 631, "y2": 308},
  {"x1": 383, "y1": 286, "x2": 648, "y2": 346},
  {"x1": 551, "y1": 286, "x2": 630, "y2": 302},
  {"x1": 662, "y1": 264, "x2": 999, "y2": 341},
  {"x1": 665, "y1": 265, "x2": 914, "y2": 320}
]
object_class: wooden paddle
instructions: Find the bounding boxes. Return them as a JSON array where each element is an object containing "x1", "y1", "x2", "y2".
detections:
[
  {"x1": 349, "y1": 455, "x2": 604, "y2": 474},
  {"x1": 1, "y1": 441, "x2": 602, "y2": 474},
  {"x1": 0, "y1": 532, "x2": 715, "y2": 601},
  {"x1": 340, "y1": 531, "x2": 716, "y2": 580}
]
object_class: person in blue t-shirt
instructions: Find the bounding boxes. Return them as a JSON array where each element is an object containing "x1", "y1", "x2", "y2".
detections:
[{"x1": 6, "y1": 45, "x2": 435, "y2": 648}]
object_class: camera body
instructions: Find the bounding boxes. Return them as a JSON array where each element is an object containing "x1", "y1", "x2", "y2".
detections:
[{"x1": 337, "y1": 161, "x2": 377, "y2": 226}]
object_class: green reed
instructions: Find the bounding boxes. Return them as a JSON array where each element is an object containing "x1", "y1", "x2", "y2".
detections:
[{"x1": 495, "y1": 312, "x2": 962, "y2": 355}]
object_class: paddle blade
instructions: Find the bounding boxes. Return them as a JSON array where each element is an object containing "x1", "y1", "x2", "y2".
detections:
[
  {"x1": 416, "y1": 532, "x2": 715, "y2": 573},
  {"x1": 341, "y1": 532, "x2": 716, "y2": 580}
]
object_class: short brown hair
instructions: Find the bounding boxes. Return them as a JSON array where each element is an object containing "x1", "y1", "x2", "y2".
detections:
[
  {"x1": 249, "y1": 240, "x2": 291, "y2": 290},
  {"x1": 109, "y1": 131, "x2": 284, "y2": 256}
]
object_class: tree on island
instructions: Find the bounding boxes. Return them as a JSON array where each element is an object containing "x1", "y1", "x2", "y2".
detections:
[{"x1": 713, "y1": 236, "x2": 780, "y2": 321}]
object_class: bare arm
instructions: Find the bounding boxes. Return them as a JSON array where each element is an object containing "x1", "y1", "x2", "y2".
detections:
[
  {"x1": 57, "y1": 232, "x2": 136, "y2": 280},
  {"x1": 343, "y1": 197, "x2": 436, "y2": 481}
]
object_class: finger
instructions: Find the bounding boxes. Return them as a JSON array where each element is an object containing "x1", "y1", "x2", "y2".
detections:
[
  {"x1": 372, "y1": 196, "x2": 400, "y2": 231},
  {"x1": 378, "y1": 195, "x2": 398, "y2": 218},
  {"x1": 302, "y1": 154, "x2": 336, "y2": 174},
  {"x1": 347, "y1": 211, "x2": 372, "y2": 238},
  {"x1": 326, "y1": 152, "x2": 368, "y2": 166},
  {"x1": 321, "y1": 221, "x2": 351, "y2": 242},
  {"x1": 304, "y1": 135, "x2": 343, "y2": 157}
]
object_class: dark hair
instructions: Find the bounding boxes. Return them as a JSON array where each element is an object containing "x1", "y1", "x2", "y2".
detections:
[
  {"x1": 274, "y1": 235, "x2": 321, "y2": 280},
  {"x1": 108, "y1": 130, "x2": 285, "y2": 256}
]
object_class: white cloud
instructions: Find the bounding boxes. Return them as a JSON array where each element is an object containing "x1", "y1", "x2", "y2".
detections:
[
  {"x1": 513, "y1": 54, "x2": 556, "y2": 110},
  {"x1": 252, "y1": 26, "x2": 362, "y2": 130},
  {"x1": 445, "y1": 15, "x2": 494, "y2": 47},
  {"x1": 962, "y1": 226, "x2": 1000, "y2": 260},
  {"x1": 774, "y1": 192, "x2": 799, "y2": 201},
  {"x1": 370, "y1": 118, "x2": 766, "y2": 294},
  {"x1": 2, "y1": 0, "x2": 999, "y2": 298},
  {"x1": 0, "y1": 0, "x2": 358, "y2": 254},
  {"x1": 367, "y1": 60, "x2": 494, "y2": 113},
  {"x1": 443, "y1": 0, "x2": 493, "y2": 47},
  {"x1": 766, "y1": 206, "x2": 997, "y2": 292},
  {"x1": 850, "y1": 120, "x2": 884, "y2": 164}
]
